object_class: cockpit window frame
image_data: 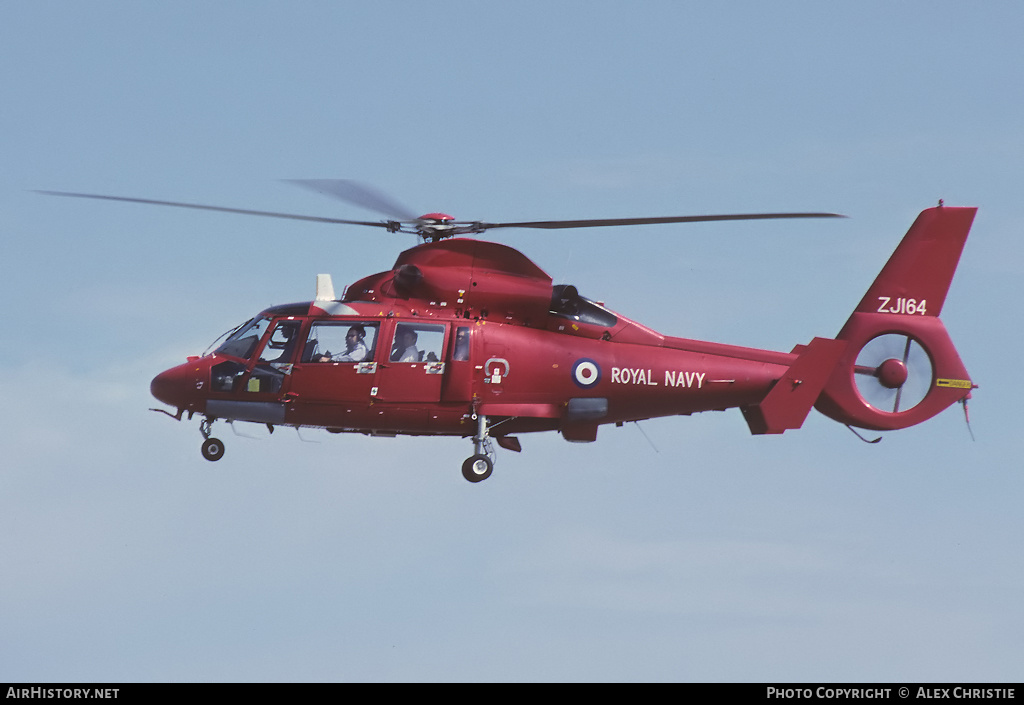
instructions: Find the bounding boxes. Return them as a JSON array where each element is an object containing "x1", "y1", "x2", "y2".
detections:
[{"x1": 214, "y1": 316, "x2": 273, "y2": 360}]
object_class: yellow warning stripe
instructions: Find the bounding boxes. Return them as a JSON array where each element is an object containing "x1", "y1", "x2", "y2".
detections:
[{"x1": 936, "y1": 378, "x2": 973, "y2": 389}]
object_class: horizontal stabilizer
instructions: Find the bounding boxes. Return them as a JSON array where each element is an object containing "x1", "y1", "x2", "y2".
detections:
[{"x1": 742, "y1": 337, "x2": 846, "y2": 434}]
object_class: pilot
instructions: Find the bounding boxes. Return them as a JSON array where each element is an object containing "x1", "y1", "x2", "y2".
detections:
[
  {"x1": 261, "y1": 322, "x2": 299, "y2": 363},
  {"x1": 319, "y1": 325, "x2": 370, "y2": 362},
  {"x1": 391, "y1": 327, "x2": 420, "y2": 362}
]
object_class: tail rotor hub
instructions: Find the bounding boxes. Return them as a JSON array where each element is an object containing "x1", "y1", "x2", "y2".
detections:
[
  {"x1": 854, "y1": 333, "x2": 933, "y2": 414},
  {"x1": 876, "y1": 358, "x2": 909, "y2": 389}
]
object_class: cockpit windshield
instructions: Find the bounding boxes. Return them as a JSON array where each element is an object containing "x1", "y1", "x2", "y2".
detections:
[{"x1": 214, "y1": 316, "x2": 272, "y2": 359}]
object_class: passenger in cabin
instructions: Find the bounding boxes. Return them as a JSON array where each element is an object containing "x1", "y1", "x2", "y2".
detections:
[
  {"x1": 391, "y1": 327, "x2": 420, "y2": 362},
  {"x1": 318, "y1": 325, "x2": 370, "y2": 362}
]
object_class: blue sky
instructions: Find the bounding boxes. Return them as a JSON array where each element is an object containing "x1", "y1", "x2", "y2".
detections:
[{"x1": 2, "y1": 1, "x2": 1022, "y2": 682}]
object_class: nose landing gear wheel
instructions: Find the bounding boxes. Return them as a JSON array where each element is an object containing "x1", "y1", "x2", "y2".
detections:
[
  {"x1": 462, "y1": 454, "x2": 493, "y2": 483},
  {"x1": 201, "y1": 438, "x2": 225, "y2": 462}
]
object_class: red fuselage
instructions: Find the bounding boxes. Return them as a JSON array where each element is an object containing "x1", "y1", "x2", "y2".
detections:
[{"x1": 151, "y1": 238, "x2": 800, "y2": 442}]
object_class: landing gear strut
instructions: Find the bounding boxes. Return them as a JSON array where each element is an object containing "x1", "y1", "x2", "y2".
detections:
[
  {"x1": 199, "y1": 418, "x2": 225, "y2": 462},
  {"x1": 462, "y1": 413, "x2": 495, "y2": 483}
]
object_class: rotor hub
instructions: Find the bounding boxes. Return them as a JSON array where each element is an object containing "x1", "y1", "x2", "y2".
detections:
[
  {"x1": 412, "y1": 212, "x2": 459, "y2": 241},
  {"x1": 876, "y1": 358, "x2": 909, "y2": 389}
]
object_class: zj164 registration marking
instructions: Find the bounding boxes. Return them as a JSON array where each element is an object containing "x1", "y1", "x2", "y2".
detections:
[{"x1": 877, "y1": 296, "x2": 927, "y2": 315}]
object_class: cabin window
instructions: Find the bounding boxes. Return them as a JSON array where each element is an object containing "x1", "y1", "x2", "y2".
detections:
[
  {"x1": 390, "y1": 323, "x2": 445, "y2": 363},
  {"x1": 303, "y1": 321, "x2": 379, "y2": 363},
  {"x1": 212, "y1": 360, "x2": 247, "y2": 392},
  {"x1": 258, "y1": 320, "x2": 303, "y2": 363},
  {"x1": 244, "y1": 364, "x2": 287, "y2": 394},
  {"x1": 452, "y1": 326, "x2": 470, "y2": 361}
]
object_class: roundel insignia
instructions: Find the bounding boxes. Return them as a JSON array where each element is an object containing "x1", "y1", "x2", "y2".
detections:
[{"x1": 571, "y1": 358, "x2": 601, "y2": 388}]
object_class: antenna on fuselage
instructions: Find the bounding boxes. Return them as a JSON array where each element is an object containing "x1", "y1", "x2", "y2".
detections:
[
  {"x1": 632, "y1": 421, "x2": 660, "y2": 454},
  {"x1": 315, "y1": 274, "x2": 336, "y2": 301}
]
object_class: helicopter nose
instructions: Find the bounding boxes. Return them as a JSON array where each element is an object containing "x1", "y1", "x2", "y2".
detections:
[{"x1": 150, "y1": 363, "x2": 197, "y2": 409}]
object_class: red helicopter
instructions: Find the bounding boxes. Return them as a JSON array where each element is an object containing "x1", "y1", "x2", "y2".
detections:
[{"x1": 41, "y1": 183, "x2": 977, "y2": 482}]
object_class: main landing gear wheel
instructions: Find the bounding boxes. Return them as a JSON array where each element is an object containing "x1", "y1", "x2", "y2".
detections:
[
  {"x1": 462, "y1": 454, "x2": 493, "y2": 483},
  {"x1": 201, "y1": 437, "x2": 225, "y2": 462},
  {"x1": 461, "y1": 412, "x2": 496, "y2": 483}
]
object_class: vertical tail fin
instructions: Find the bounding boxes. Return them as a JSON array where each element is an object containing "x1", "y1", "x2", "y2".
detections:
[
  {"x1": 815, "y1": 205, "x2": 977, "y2": 431},
  {"x1": 855, "y1": 204, "x2": 975, "y2": 318}
]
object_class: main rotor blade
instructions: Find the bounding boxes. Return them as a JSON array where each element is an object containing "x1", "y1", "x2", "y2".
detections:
[
  {"x1": 284, "y1": 179, "x2": 420, "y2": 221},
  {"x1": 477, "y1": 212, "x2": 845, "y2": 230},
  {"x1": 35, "y1": 190, "x2": 394, "y2": 229}
]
